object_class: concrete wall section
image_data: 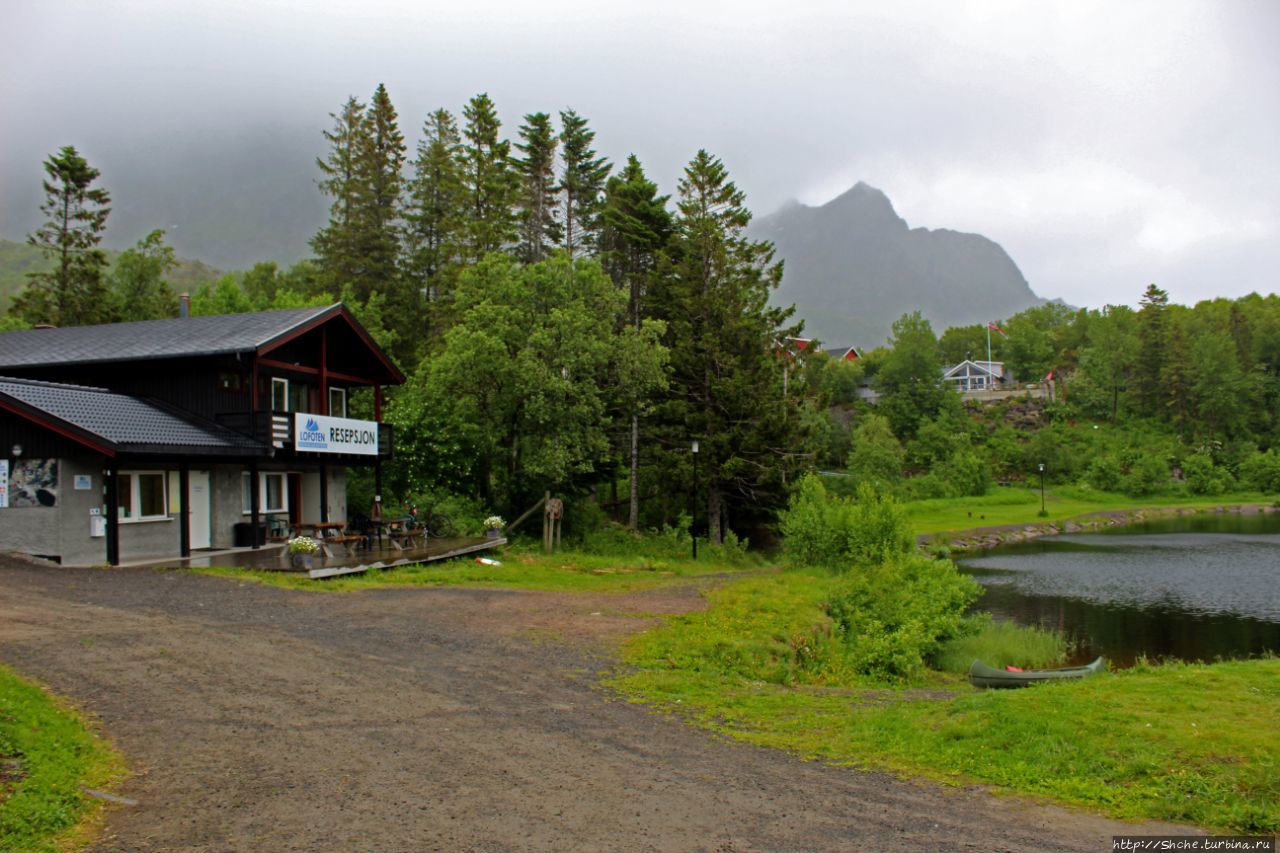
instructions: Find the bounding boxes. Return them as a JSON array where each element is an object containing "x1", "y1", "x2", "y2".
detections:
[
  {"x1": 57, "y1": 457, "x2": 109, "y2": 565},
  {"x1": 210, "y1": 465, "x2": 244, "y2": 550}
]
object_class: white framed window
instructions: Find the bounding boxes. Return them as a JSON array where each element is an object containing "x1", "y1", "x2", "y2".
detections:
[
  {"x1": 271, "y1": 377, "x2": 289, "y2": 412},
  {"x1": 328, "y1": 387, "x2": 347, "y2": 418},
  {"x1": 118, "y1": 471, "x2": 168, "y2": 522},
  {"x1": 242, "y1": 471, "x2": 288, "y2": 514}
]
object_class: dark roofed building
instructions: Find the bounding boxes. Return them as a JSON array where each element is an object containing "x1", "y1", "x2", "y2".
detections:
[{"x1": 0, "y1": 305, "x2": 404, "y2": 566}]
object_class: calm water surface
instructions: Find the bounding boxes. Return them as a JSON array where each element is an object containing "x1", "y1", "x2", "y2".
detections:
[{"x1": 957, "y1": 513, "x2": 1280, "y2": 665}]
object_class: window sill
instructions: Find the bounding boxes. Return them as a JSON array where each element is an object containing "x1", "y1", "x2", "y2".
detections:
[{"x1": 119, "y1": 516, "x2": 174, "y2": 525}]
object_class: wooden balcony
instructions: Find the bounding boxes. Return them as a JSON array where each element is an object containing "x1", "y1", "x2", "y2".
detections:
[{"x1": 215, "y1": 411, "x2": 394, "y2": 460}]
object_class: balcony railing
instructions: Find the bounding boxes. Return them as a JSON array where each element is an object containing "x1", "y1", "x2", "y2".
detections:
[{"x1": 216, "y1": 411, "x2": 394, "y2": 459}]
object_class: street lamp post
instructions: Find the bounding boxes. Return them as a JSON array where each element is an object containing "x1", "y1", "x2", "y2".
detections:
[
  {"x1": 1038, "y1": 462, "x2": 1046, "y2": 517},
  {"x1": 691, "y1": 440, "x2": 700, "y2": 560}
]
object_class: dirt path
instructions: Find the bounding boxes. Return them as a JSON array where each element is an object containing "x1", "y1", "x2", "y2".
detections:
[{"x1": 0, "y1": 558, "x2": 1197, "y2": 851}]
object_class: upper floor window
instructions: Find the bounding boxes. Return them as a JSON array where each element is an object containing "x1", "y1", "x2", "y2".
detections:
[
  {"x1": 271, "y1": 377, "x2": 289, "y2": 411},
  {"x1": 329, "y1": 387, "x2": 347, "y2": 418}
]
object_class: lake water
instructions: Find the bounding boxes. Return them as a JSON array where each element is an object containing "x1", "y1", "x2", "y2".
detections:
[{"x1": 957, "y1": 512, "x2": 1280, "y2": 666}]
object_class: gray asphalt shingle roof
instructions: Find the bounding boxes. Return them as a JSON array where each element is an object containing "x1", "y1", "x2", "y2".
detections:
[
  {"x1": 0, "y1": 376, "x2": 264, "y2": 455},
  {"x1": 0, "y1": 305, "x2": 334, "y2": 369}
]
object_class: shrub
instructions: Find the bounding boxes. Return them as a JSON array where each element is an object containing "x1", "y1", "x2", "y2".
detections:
[
  {"x1": 937, "y1": 448, "x2": 991, "y2": 497},
  {"x1": 825, "y1": 553, "x2": 980, "y2": 680},
  {"x1": 1123, "y1": 454, "x2": 1170, "y2": 496},
  {"x1": 1181, "y1": 452, "x2": 1234, "y2": 496},
  {"x1": 1240, "y1": 449, "x2": 1280, "y2": 493},
  {"x1": 780, "y1": 475, "x2": 914, "y2": 571},
  {"x1": 1086, "y1": 454, "x2": 1124, "y2": 491}
]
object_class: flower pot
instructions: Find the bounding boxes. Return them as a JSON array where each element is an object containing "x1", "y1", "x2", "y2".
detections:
[
  {"x1": 485, "y1": 529, "x2": 502, "y2": 540},
  {"x1": 291, "y1": 553, "x2": 315, "y2": 571}
]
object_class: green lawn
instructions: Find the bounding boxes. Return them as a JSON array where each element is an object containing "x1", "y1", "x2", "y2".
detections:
[
  {"x1": 0, "y1": 665, "x2": 125, "y2": 851},
  {"x1": 608, "y1": 570, "x2": 1280, "y2": 833},
  {"x1": 194, "y1": 548, "x2": 763, "y2": 594},
  {"x1": 903, "y1": 487, "x2": 1272, "y2": 535}
]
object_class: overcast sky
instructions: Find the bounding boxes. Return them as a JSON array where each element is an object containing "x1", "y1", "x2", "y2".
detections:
[{"x1": 3, "y1": 0, "x2": 1277, "y2": 309}]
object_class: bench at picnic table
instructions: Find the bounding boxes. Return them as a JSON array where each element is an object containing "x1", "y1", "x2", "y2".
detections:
[
  {"x1": 292, "y1": 522, "x2": 367, "y2": 556},
  {"x1": 383, "y1": 522, "x2": 423, "y2": 551}
]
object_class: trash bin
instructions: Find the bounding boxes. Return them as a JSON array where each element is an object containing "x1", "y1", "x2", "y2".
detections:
[{"x1": 233, "y1": 521, "x2": 268, "y2": 547}]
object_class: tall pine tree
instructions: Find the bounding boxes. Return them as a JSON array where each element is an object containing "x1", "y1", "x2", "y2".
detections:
[
  {"x1": 515, "y1": 112, "x2": 562, "y2": 264},
  {"x1": 600, "y1": 155, "x2": 673, "y2": 528},
  {"x1": 557, "y1": 110, "x2": 610, "y2": 258},
  {"x1": 358, "y1": 83, "x2": 407, "y2": 307},
  {"x1": 13, "y1": 146, "x2": 113, "y2": 327},
  {"x1": 652, "y1": 150, "x2": 805, "y2": 545},
  {"x1": 311, "y1": 96, "x2": 367, "y2": 297},
  {"x1": 460, "y1": 93, "x2": 519, "y2": 262},
  {"x1": 405, "y1": 108, "x2": 467, "y2": 341}
]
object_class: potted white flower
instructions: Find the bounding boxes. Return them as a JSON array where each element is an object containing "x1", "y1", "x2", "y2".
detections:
[
  {"x1": 287, "y1": 535, "x2": 320, "y2": 570},
  {"x1": 483, "y1": 515, "x2": 506, "y2": 540}
]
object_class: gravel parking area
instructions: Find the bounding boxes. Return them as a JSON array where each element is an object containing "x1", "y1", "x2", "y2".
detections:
[{"x1": 0, "y1": 556, "x2": 1196, "y2": 851}]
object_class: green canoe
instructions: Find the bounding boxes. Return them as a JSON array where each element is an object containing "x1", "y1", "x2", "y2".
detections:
[{"x1": 968, "y1": 656, "x2": 1107, "y2": 689}]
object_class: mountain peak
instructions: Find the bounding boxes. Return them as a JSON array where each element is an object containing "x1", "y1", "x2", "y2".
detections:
[{"x1": 748, "y1": 183, "x2": 1043, "y2": 346}]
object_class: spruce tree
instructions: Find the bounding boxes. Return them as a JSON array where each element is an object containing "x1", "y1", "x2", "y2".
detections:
[
  {"x1": 358, "y1": 83, "x2": 407, "y2": 306},
  {"x1": 406, "y1": 108, "x2": 467, "y2": 340},
  {"x1": 557, "y1": 110, "x2": 611, "y2": 258},
  {"x1": 514, "y1": 112, "x2": 562, "y2": 264},
  {"x1": 311, "y1": 96, "x2": 368, "y2": 297},
  {"x1": 600, "y1": 155, "x2": 673, "y2": 528},
  {"x1": 652, "y1": 150, "x2": 805, "y2": 545},
  {"x1": 13, "y1": 146, "x2": 113, "y2": 327},
  {"x1": 460, "y1": 93, "x2": 519, "y2": 262},
  {"x1": 1134, "y1": 283, "x2": 1170, "y2": 415}
]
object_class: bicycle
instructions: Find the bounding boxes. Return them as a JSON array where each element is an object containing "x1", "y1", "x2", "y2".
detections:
[{"x1": 400, "y1": 502, "x2": 458, "y2": 539}]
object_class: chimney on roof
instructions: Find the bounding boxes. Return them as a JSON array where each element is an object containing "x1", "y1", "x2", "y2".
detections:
[{"x1": 179, "y1": 292, "x2": 190, "y2": 319}]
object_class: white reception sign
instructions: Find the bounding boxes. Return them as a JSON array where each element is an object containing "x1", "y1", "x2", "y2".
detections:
[{"x1": 294, "y1": 413, "x2": 379, "y2": 456}]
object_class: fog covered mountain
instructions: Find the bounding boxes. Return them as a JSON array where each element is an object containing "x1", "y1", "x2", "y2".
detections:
[{"x1": 750, "y1": 183, "x2": 1046, "y2": 348}]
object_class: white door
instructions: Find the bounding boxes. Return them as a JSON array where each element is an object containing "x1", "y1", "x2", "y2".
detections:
[{"x1": 189, "y1": 471, "x2": 211, "y2": 550}]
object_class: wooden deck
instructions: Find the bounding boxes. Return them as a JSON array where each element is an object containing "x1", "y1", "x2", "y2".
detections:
[{"x1": 130, "y1": 536, "x2": 507, "y2": 579}]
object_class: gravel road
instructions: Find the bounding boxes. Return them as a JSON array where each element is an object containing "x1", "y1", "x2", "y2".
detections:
[{"x1": 0, "y1": 557, "x2": 1197, "y2": 851}]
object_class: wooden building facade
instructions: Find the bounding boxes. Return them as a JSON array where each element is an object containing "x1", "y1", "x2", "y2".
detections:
[{"x1": 0, "y1": 304, "x2": 404, "y2": 566}]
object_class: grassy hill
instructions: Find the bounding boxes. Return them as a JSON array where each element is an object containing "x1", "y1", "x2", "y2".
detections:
[{"x1": 0, "y1": 238, "x2": 223, "y2": 313}]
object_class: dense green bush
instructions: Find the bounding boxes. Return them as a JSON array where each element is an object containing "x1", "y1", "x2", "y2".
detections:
[
  {"x1": 780, "y1": 475, "x2": 913, "y2": 570},
  {"x1": 1240, "y1": 449, "x2": 1280, "y2": 493},
  {"x1": 826, "y1": 553, "x2": 980, "y2": 680},
  {"x1": 1086, "y1": 454, "x2": 1124, "y2": 491},
  {"x1": 1123, "y1": 454, "x2": 1171, "y2": 496},
  {"x1": 1181, "y1": 452, "x2": 1234, "y2": 496}
]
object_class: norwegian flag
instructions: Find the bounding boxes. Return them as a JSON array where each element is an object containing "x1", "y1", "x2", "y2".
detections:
[{"x1": 987, "y1": 321, "x2": 1008, "y2": 338}]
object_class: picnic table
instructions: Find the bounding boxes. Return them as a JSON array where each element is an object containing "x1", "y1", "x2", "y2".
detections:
[
  {"x1": 382, "y1": 520, "x2": 423, "y2": 552},
  {"x1": 293, "y1": 521, "x2": 366, "y2": 557}
]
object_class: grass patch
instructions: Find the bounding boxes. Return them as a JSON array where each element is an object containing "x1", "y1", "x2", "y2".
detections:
[
  {"x1": 193, "y1": 548, "x2": 762, "y2": 594},
  {"x1": 933, "y1": 618, "x2": 1069, "y2": 674},
  {"x1": 904, "y1": 488, "x2": 1271, "y2": 535},
  {"x1": 0, "y1": 665, "x2": 124, "y2": 851},
  {"x1": 609, "y1": 571, "x2": 1280, "y2": 832}
]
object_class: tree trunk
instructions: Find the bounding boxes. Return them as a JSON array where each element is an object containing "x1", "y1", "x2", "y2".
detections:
[
  {"x1": 707, "y1": 485, "x2": 723, "y2": 546},
  {"x1": 628, "y1": 413, "x2": 639, "y2": 529}
]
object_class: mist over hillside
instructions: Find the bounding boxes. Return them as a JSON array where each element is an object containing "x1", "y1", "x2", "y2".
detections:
[
  {"x1": 0, "y1": 125, "x2": 326, "y2": 270},
  {"x1": 750, "y1": 183, "x2": 1046, "y2": 348}
]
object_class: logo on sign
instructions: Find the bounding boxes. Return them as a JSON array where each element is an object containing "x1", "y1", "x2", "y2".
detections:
[{"x1": 297, "y1": 416, "x2": 329, "y2": 451}]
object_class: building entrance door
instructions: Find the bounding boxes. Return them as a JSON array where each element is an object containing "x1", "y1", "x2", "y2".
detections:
[{"x1": 188, "y1": 470, "x2": 211, "y2": 549}]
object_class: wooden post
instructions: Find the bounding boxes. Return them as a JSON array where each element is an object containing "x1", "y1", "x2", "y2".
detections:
[
  {"x1": 104, "y1": 462, "x2": 120, "y2": 566},
  {"x1": 250, "y1": 461, "x2": 261, "y2": 550},
  {"x1": 319, "y1": 463, "x2": 329, "y2": 524},
  {"x1": 179, "y1": 463, "x2": 190, "y2": 558},
  {"x1": 543, "y1": 490, "x2": 551, "y2": 553}
]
